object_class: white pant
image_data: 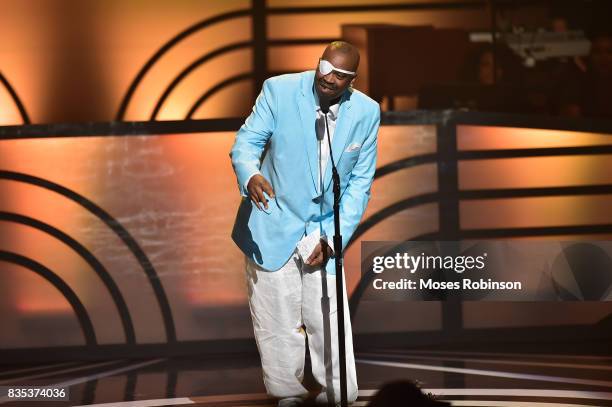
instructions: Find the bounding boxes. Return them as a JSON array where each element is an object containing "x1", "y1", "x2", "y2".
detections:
[{"x1": 245, "y1": 251, "x2": 358, "y2": 404}]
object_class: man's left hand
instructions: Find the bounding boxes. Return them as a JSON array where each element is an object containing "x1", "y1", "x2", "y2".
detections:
[{"x1": 306, "y1": 239, "x2": 334, "y2": 267}]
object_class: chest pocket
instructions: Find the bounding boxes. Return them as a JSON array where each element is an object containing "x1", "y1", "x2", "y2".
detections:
[{"x1": 338, "y1": 149, "x2": 360, "y2": 175}]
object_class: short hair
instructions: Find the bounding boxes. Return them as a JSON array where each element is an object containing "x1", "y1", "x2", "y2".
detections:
[{"x1": 327, "y1": 41, "x2": 360, "y2": 67}]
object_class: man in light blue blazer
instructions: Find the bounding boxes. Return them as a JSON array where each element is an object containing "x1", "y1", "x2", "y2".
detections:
[{"x1": 230, "y1": 41, "x2": 380, "y2": 406}]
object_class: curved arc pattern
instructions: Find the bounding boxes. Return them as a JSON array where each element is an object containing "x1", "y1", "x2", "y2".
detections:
[
  {"x1": 346, "y1": 192, "x2": 440, "y2": 318},
  {"x1": 0, "y1": 251, "x2": 96, "y2": 345},
  {"x1": 345, "y1": 160, "x2": 443, "y2": 316},
  {"x1": 186, "y1": 73, "x2": 254, "y2": 119},
  {"x1": 374, "y1": 154, "x2": 438, "y2": 179},
  {"x1": 151, "y1": 41, "x2": 253, "y2": 120},
  {"x1": 348, "y1": 150, "x2": 612, "y2": 315},
  {"x1": 0, "y1": 211, "x2": 136, "y2": 344},
  {"x1": 116, "y1": 9, "x2": 251, "y2": 120},
  {"x1": 0, "y1": 71, "x2": 30, "y2": 124},
  {"x1": 0, "y1": 171, "x2": 176, "y2": 342},
  {"x1": 348, "y1": 193, "x2": 440, "y2": 250},
  {"x1": 347, "y1": 155, "x2": 442, "y2": 249}
]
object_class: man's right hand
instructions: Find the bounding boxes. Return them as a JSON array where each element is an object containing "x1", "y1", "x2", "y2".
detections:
[{"x1": 247, "y1": 174, "x2": 275, "y2": 210}]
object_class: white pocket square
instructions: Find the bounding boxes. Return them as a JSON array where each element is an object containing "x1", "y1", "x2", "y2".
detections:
[{"x1": 345, "y1": 143, "x2": 361, "y2": 152}]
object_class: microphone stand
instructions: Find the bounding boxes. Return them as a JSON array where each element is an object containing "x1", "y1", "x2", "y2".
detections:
[{"x1": 321, "y1": 106, "x2": 347, "y2": 407}]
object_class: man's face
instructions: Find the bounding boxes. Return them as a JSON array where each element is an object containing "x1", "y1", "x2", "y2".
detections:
[{"x1": 315, "y1": 48, "x2": 358, "y2": 101}]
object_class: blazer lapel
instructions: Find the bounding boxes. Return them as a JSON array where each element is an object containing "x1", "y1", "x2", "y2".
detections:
[
  {"x1": 298, "y1": 72, "x2": 319, "y2": 191},
  {"x1": 323, "y1": 92, "x2": 354, "y2": 191}
]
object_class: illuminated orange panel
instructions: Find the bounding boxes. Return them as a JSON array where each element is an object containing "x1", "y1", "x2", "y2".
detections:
[
  {"x1": 3, "y1": 123, "x2": 611, "y2": 344},
  {"x1": 123, "y1": 20, "x2": 253, "y2": 121},
  {"x1": 1, "y1": 1, "x2": 254, "y2": 124},
  {"x1": 190, "y1": 79, "x2": 254, "y2": 119},
  {"x1": 0, "y1": 84, "x2": 23, "y2": 125},
  {"x1": 344, "y1": 124, "x2": 438, "y2": 294},
  {"x1": 372, "y1": 124, "x2": 437, "y2": 166},
  {"x1": 268, "y1": 45, "x2": 323, "y2": 73},
  {"x1": 156, "y1": 48, "x2": 253, "y2": 121},
  {"x1": 347, "y1": 122, "x2": 440, "y2": 334},
  {"x1": 458, "y1": 125, "x2": 612, "y2": 150},
  {"x1": 460, "y1": 196, "x2": 612, "y2": 230},
  {"x1": 0, "y1": 132, "x2": 246, "y2": 343},
  {"x1": 459, "y1": 155, "x2": 612, "y2": 190}
]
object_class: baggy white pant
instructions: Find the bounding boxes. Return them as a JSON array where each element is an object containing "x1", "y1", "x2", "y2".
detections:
[{"x1": 245, "y1": 251, "x2": 358, "y2": 404}]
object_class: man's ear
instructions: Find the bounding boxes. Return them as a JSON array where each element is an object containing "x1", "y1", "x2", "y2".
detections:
[{"x1": 350, "y1": 75, "x2": 357, "y2": 87}]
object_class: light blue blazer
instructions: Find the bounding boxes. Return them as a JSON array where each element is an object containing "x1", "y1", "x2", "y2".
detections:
[{"x1": 230, "y1": 70, "x2": 380, "y2": 275}]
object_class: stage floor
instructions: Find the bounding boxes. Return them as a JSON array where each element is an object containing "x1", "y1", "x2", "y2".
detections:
[{"x1": 1, "y1": 348, "x2": 611, "y2": 406}]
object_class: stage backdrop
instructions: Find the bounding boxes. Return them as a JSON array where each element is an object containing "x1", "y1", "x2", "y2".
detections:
[
  {"x1": 2, "y1": 0, "x2": 531, "y2": 126},
  {"x1": 1, "y1": 116, "x2": 612, "y2": 349}
]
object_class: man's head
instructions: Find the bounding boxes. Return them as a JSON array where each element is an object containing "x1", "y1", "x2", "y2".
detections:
[{"x1": 314, "y1": 41, "x2": 360, "y2": 102}]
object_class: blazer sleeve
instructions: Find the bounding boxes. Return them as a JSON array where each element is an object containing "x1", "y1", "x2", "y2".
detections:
[
  {"x1": 322, "y1": 106, "x2": 380, "y2": 252},
  {"x1": 229, "y1": 79, "x2": 276, "y2": 196}
]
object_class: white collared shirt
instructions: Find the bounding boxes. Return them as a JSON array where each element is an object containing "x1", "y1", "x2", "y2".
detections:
[{"x1": 314, "y1": 92, "x2": 340, "y2": 194}]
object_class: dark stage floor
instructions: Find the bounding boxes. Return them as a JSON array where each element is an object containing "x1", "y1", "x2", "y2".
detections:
[{"x1": 1, "y1": 348, "x2": 611, "y2": 406}]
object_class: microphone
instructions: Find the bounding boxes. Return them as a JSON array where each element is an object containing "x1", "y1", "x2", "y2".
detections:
[
  {"x1": 318, "y1": 97, "x2": 330, "y2": 141},
  {"x1": 320, "y1": 97, "x2": 330, "y2": 114}
]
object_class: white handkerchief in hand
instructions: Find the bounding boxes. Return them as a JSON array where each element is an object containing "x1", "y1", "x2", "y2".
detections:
[{"x1": 297, "y1": 229, "x2": 321, "y2": 262}]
